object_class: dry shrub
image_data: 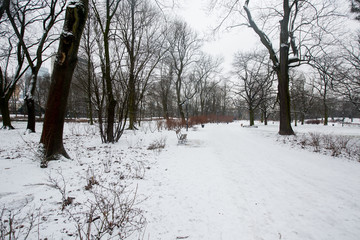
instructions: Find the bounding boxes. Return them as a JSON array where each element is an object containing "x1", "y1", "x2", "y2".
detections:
[
  {"x1": 165, "y1": 118, "x2": 184, "y2": 130},
  {"x1": 72, "y1": 185, "x2": 145, "y2": 239},
  {"x1": 147, "y1": 137, "x2": 166, "y2": 151},
  {"x1": 309, "y1": 132, "x2": 321, "y2": 152},
  {"x1": 295, "y1": 132, "x2": 359, "y2": 161},
  {"x1": 0, "y1": 205, "x2": 40, "y2": 240},
  {"x1": 156, "y1": 120, "x2": 164, "y2": 131},
  {"x1": 189, "y1": 115, "x2": 233, "y2": 126}
]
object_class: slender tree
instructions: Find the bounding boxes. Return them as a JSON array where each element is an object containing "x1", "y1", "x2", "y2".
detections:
[
  {"x1": 117, "y1": 0, "x2": 165, "y2": 129},
  {"x1": 92, "y1": 0, "x2": 122, "y2": 143},
  {"x1": 0, "y1": 11, "x2": 28, "y2": 129},
  {"x1": 40, "y1": 0, "x2": 88, "y2": 165}
]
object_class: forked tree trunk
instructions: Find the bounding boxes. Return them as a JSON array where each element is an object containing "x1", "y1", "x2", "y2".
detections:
[{"x1": 40, "y1": 0, "x2": 88, "y2": 165}]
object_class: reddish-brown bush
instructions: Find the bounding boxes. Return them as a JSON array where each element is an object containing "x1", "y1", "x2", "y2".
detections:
[
  {"x1": 305, "y1": 119, "x2": 321, "y2": 125},
  {"x1": 165, "y1": 118, "x2": 185, "y2": 130}
]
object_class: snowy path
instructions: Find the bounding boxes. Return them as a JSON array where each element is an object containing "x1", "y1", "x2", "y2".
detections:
[{"x1": 141, "y1": 123, "x2": 360, "y2": 240}]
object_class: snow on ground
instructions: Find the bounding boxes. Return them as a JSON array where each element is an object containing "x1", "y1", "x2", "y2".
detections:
[{"x1": 0, "y1": 120, "x2": 359, "y2": 239}]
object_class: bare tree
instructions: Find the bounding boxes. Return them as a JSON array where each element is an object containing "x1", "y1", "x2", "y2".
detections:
[
  {"x1": 332, "y1": 39, "x2": 360, "y2": 113},
  {"x1": 74, "y1": 6, "x2": 97, "y2": 125},
  {"x1": 40, "y1": 0, "x2": 88, "y2": 165},
  {"x1": 290, "y1": 71, "x2": 315, "y2": 125},
  {"x1": 240, "y1": 0, "x2": 342, "y2": 134},
  {"x1": 0, "y1": 23, "x2": 27, "y2": 129},
  {"x1": 5, "y1": 0, "x2": 67, "y2": 133},
  {"x1": 92, "y1": 0, "x2": 124, "y2": 143},
  {"x1": 311, "y1": 54, "x2": 339, "y2": 125},
  {"x1": 233, "y1": 51, "x2": 273, "y2": 126},
  {"x1": 117, "y1": 0, "x2": 166, "y2": 129},
  {"x1": 194, "y1": 53, "x2": 222, "y2": 116},
  {"x1": 167, "y1": 20, "x2": 201, "y2": 122},
  {"x1": 156, "y1": 57, "x2": 174, "y2": 119}
]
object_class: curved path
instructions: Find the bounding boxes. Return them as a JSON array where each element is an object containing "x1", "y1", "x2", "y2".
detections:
[{"x1": 140, "y1": 123, "x2": 360, "y2": 240}]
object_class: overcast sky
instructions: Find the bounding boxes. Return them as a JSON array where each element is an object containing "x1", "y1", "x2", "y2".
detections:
[
  {"x1": 170, "y1": 0, "x2": 259, "y2": 75},
  {"x1": 170, "y1": 0, "x2": 357, "y2": 76}
]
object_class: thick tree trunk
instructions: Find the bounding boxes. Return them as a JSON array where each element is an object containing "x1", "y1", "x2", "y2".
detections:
[
  {"x1": 40, "y1": 0, "x2": 88, "y2": 165},
  {"x1": 0, "y1": 98, "x2": 14, "y2": 129},
  {"x1": 277, "y1": 70, "x2": 294, "y2": 135},
  {"x1": 278, "y1": 6, "x2": 294, "y2": 135},
  {"x1": 249, "y1": 107, "x2": 255, "y2": 126}
]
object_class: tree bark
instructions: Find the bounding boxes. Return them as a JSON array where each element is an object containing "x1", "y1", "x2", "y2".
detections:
[
  {"x1": 277, "y1": 1, "x2": 294, "y2": 135},
  {"x1": 249, "y1": 107, "x2": 255, "y2": 126},
  {"x1": 40, "y1": 0, "x2": 88, "y2": 164},
  {"x1": 0, "y1": 98, "x2": 14, "y2": 129},
  {"x1": 128, "y1": 72, "x2": 137, "y2": 129}
]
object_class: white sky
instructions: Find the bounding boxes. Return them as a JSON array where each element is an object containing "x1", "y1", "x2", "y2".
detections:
[
  {"x1": 172, "y1": 0, "x2": 258, "y2": 75},
  {"x1": 171, "y1": 0, "x2": 358, "y2": 77}
]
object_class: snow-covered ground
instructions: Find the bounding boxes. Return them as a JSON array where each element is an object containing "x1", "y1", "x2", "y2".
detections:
[{"x1": 0, "y1": 120, "x2": 359, "y2": 239}]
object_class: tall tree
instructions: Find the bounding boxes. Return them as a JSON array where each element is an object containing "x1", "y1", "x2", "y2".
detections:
[
  {"x1": 242, "y1": 0, "x2": 340, "y2": 134},
  {"x1": 5, "y1": 0, "x2": 67, "y2": 133},
  {"x1": 311, "y1": 55, "x2": 339, "y2": 125},
  {"x1": 290, "y1": 72, "x2": 314, "y2": 125},
  {"x1": 40, "y1": 0, "x2": 88, "y2": 165},
  {"x1": 333, "y1": 39, "x2": 360, "y2": 113},
  {"x1": 194, "y1": 53, "x2": 222, "y2": 116},
  {"x1": 92, "y1": 0, "x2": 123, "y2": 143},
  {"x1": 233, "y1": 51, "x2": 272, "y2": 126},
  {"x1": 0, "y1": 16, "x2": 27, "y2": 129},
  {"x1": 167, "y1": 20, "x2": 201, "y2": 122},
  {"x1": 117, "y1": 0, "x2": 165, "y2": 129}
]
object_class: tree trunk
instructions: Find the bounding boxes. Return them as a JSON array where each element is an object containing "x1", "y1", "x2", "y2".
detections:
[
  {"x1": 161, "y1": 96, "x2": 169, "y2": 119},
  {"x1": 278, "y1": 6, "x2": 294, "y2": 135},
  {"x1": 0, "y1": 97, "x2": 14, "y2": 129},
  {"x1": 25, "y1": 98, "x2": 36, "y2": 132},
  {"x1": 87, "y1": 54, "x2": 93, "y2": 125},
  {"x1": 40, "y1": 0, "x2": 88, "y2": 165},
  {"x1": 277, "y1": 70, "x2": 294, "y2": 135},
  {"x1": 323, "y1": 100, "x2": 328, "y2": 126},
  {"x1": 128, "y1": 72, "x2": 137, "y2": 129},
  {"x1": 301, "y1": 113, "x2": 305, "y2": 125},
  {"x1": 176, "y1": 75, "x2": 185, "y2": 122},
  {"x1": 25, "y1": 72, "x2": 38, "y2": 133},
  {"x1": 106, "y1": 99, "x2": 116, "y2": 142},
  {"x1": 249, "y1": 107, "x2": 255, "y2": 126}
]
